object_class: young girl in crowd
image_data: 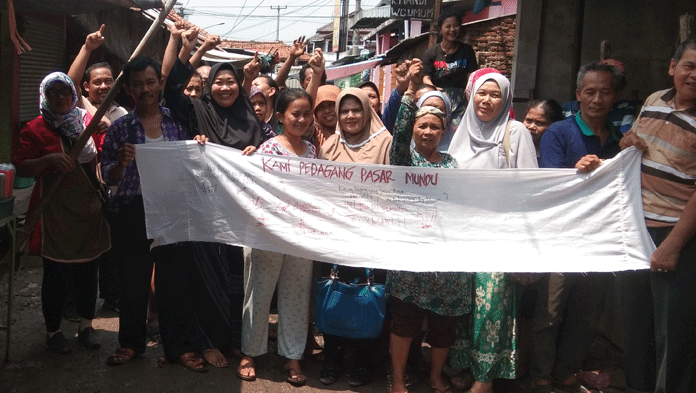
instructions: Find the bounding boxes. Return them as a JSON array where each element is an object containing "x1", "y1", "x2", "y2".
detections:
[
  {"x1": 447, "y1": 70, "x2": 538, "y2": 393},
  {"x1": 238, "y1": 89, "x2": 315, "y2": 387},
  {"x1": 422, "y1": 11, "x2": 478, "y2": 129}
]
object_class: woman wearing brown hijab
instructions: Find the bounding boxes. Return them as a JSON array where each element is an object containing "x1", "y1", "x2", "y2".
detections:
[
  {"x1": 313, "y1": 85, "x2": 341, "y2": 150},
  {"x1": 318, "y1": 87, "x2": 392, "y2": 164},
  {"x1": 317, "y1": 88, "x2": 392, "y2": 387}
]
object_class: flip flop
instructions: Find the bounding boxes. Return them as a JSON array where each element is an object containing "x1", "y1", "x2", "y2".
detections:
[
  {"x1": 236, "y1": 356, "x2": 256, "y2": 381},
  {"x1": 284, "y1": 364, "x2": 307, "y2": 387},
  {"x1": 179, "y1": 352, "x2": 208, "y2": 373}
]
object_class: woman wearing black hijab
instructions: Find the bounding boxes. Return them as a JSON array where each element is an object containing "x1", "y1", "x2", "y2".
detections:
[{"x1": 164, "y1": 57, "x2": 267, "y2": 368}]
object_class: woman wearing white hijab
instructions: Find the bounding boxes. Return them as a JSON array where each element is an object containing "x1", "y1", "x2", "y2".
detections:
[
  {"x1": 446, "y1": 72, "x2": 537, "y2": 393},
  {"x1": 448, "y1": 72, "x2": 537, "y2": 169}
]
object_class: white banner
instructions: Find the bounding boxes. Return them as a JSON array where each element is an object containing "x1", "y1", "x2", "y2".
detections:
[{"x1": 137, "y1": 142, "x2": 654, "y2": 272}]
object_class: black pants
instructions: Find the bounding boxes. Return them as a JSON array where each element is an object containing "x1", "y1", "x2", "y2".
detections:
[
  {"x1": 112, "y1": 197, "x2": 154, "y2": 355},
  {"x1": 621, "y1": 227, "x2": 696, "y2": 393},
  {"x1": 154, "y1": 242, "x2": 198, "y2": 361},
  {"x1": 98, "y1": 248, "x2": 118, "y2": 302},
  {"x1": 618, "y1": 269, "x2": 655, "y2": 393},
  {"x1": 324, "y1": 333, "x2": 378, "y2": 370},
  {"x1": 529, "y1": 273, "x2": 608, "y2": 382},
  {"x1": 42, "y1": 257, "x2": 99, "y2": 333}
]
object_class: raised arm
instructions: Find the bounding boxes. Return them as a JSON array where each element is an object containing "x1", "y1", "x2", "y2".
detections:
[
  {"x1": 68, "y1": 24, "x2": 105, "y2": 95},
  {"x1": 163, "y1": 58, "x2": 195, "y2": 128},
  {"x1": 306, "y1": 48, "x2": 325, "y2": 100},
  {"x1": 179, "y1": 27, "x2": 201, "y2": 66},
  {"x1": 243, "y1": 52, "x2": 260, "y2": 96},
  {"x1": 276, "y1": 36, "x2": 308, "y2": 88},
  {"x1": 389, "y1": 63, "x2": 422, "y2": 166},
  {"x1": 188, "y1": 33, "x2": 219, "y2": 70},
  {"x1": 383, "y1": 60, "x2": 413, "y2": 132},
  {"x1": 161, "y1": 21, "x2": 186, "y2": 81}
]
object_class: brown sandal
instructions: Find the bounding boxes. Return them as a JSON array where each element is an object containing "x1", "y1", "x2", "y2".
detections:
[
  {"x1": 284, "y1": 363, "x2": 307, "y2": 387},
  {"x1": 236, "y1": 356, "x2": 256, "y2": 381},
  {"x1": 179, "y1": 352, "x2": 208, "y2": 373},
  {"x1": 107, "y1": 348, "x2": 136, "y2": 366}
]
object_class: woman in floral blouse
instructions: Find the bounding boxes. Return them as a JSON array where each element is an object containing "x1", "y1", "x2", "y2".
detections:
[{"x1": 387, "y1": 76, "x2": 473, "y2": 393}]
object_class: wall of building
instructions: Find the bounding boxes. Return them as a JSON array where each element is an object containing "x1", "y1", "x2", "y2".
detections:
[
  {"x1": 514, "y1": 0, "x2": 696, "y2": 110},
  {"x1": 464, "y1": 16, "x2": 516, "y2": 78}
]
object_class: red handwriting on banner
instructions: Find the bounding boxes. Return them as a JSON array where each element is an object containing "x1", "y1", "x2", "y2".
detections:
[
  {"x1": 405, "y1": 172, "x2": 438, "y2": 187},
  {"x1": 346, "y1": 215, "x2": 407, "y2": 228},
  {"x1": 360, "y1": 168, "x2": 394, "y2": 184},
  {"x1": 416, "y1": 211, "x2": 437, "y2": 229},
  {"x1": 298, "y1": 162, "x2": 355, "y2": 180},
  {"x1": 293, "y1": 219, "x2": 332, "y2": 236},
  {"x1": 343, "y1": 200, "x2": 373, "y2": 211},
  {"x1": 262, "y1": 157, "x2": 291, "y2": 173}
]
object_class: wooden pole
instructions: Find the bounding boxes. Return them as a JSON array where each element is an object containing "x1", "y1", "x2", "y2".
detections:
[
  {"x1": 428, "y1": 0, "x2": 443, "y2": 48},
  {"x1": 600, "y1": 40, "x2": 611, "y2": 61},
  {"x1": 0, "y1": 0, "x2": 177, "y2": 276},
  {"x1": 680, "y1": 13, "x2": 694, "y2": 43}
]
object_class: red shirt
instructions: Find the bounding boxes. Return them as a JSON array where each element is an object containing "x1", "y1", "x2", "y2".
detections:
[{"x1": 12, "y1": 114, "x2": 97, "y2": 254}]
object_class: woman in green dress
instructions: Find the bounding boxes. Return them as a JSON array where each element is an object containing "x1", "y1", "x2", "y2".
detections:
[
  {"x1": 446, "y1": 70, "x2": 538, "y2": 393},
  {"x1": 388, "y1": 76, "x2": 473, "y2": 393}
]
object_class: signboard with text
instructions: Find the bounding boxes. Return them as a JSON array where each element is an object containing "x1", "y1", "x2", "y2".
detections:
[{"x1": 391, "y1": 0, "x2": 436, "y2": 20}]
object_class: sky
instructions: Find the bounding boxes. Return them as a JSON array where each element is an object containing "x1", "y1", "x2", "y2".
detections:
[{"x1": 180, "y1": 0, "x2": 382, "y2": 44}]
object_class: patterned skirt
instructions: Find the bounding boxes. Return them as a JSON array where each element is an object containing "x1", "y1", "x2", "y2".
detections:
[{"x1": 448, "y1": 272, "x2": 518, "y2": 382}]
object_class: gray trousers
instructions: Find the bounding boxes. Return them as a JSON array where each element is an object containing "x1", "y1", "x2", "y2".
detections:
[
  {"x1": 620, "y1": 227, "x2": 696, "y2": 393},
  {"x1": 529, "y1": 273, "x2": 608, "y2": 382}
]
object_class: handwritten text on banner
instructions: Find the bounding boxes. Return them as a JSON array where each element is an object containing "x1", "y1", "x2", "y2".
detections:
[{"x1": 137, "y1": 142, "x2": 654, "y2": 272}]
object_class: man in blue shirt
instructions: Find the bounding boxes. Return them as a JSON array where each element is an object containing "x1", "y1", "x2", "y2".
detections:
[
  {"x1": 560, "y1": 59, "x2": 636, "y2": 135},
  {"x1": 532, "y1": 62, "x2": 626, "y2": 393},
  {"x1": 540, "y1": 62, "x2": 625, "y2": 171}
]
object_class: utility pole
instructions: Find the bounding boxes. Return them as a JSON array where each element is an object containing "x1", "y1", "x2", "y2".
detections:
[{"x1": 270, "y1": 5, "x2": 287, "y2": 42}]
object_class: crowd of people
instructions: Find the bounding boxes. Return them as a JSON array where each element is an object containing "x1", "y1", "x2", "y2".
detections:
[{"x1": 10, "y1": 10, "x2": 696, "y2": 393}]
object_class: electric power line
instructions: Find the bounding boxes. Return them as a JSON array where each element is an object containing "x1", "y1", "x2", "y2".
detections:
[{"x1": 191, "y1": 11, "x2": 332, "y2": 19}]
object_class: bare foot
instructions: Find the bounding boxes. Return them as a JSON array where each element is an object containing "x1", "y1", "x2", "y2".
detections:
[
  {"x1": 431, "y1": 376, "x2": 450, "y2": 392},
  {"x1": 202, "y1": 348, "x2": 228, "y2": 368},
  {"x1": 469, "y1": 381, "x2": 494, "y2": 393},
  {"x1": 236, "y1": 356, "x2": 256, "y2": 381}
]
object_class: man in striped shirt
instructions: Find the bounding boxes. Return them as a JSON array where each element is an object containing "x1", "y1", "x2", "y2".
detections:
[{"x1": 619, "y1": 37, "x2": 696, "y2": 393}]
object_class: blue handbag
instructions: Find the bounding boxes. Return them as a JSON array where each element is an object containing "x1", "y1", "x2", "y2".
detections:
[{"x1": 314, "y1": 265, "x2": 386, "y2": 339}]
